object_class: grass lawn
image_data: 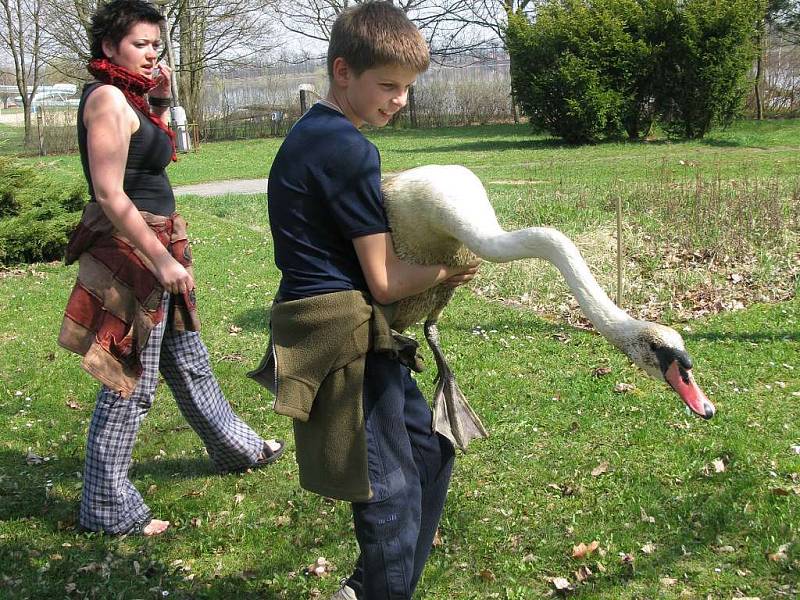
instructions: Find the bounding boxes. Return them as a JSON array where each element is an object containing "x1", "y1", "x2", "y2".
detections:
[
  {"x1": 1, "y1": 121, "x2": 798, "y2": 598},
  {"x1": 15, "y1": 117, "x2": 800, "y2": 187},
  {"x1": 0, "y1": 123, "x2": 26, "y2": 155}
]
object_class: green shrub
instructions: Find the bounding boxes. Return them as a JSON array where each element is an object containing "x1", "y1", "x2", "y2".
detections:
[
  {"x1": 507, "y1": 0, "x2": 762, "y2": 142},
  {"x1": 0, "y1": 156, "x2": 87, "y2": 265},
  {"x1": 654, "y1": 0, "x2": 762, "y2": 138},
  {"x1": 0, "y1": 156, "x2": 38, "y2": 218},
  {"x1": 507, "y1": 0, "x2": 661, "y2": 143}
]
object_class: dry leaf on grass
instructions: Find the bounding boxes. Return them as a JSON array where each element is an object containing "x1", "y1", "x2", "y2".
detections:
[
  {"x1": 767, "y1": 544, "x2": 790, "y2": 562},
  {"x1": 660, "y1": 577, "x2": 678, "y2": 586},
  {"x1": 614, "y1": 382, "x2": 636, "y2": 393},
  {"x1": 550, "y1": 577, "x2": 575, "y2": 593},
  {"x1": 572, "y1": 541, "x2": 600, "y2": 559},
  {"x1": 25, "y1": 450, "x2": 44, "y2": 465},
  {"x1": 548, "y1": 482, "x2": 578, "y2": 497},
  {"x1": 305, "y1": 557, "x2": 335, "y2": 578},
  {"x1": 77, "y1": 562, "x2": 105, "y2": 574},
  {"x1": 432, "y1": 529, "x2": 444, "y2": 547},
  {"x1": 595, "y1": 561, "x2": 606, "y2": 573},
  {"x1": 575, "y1": 566, "x2": 593, "y2": 582},
  {"x1": 592, "y1": 366, "x2": 612, "y2": 377},
  {"x1": 641, "y1": 542, "x2": 656, "y2": 555},
  {"x1": 479, "y1": 568, "x2": 496, "y2": 582},
  {"x1": 702, "y1": 457, "x2": 727, "y2": 476},
  {"x1": 591, "y1": 461, "x2": 609, "y2": 477},
  {"x1": 66, "y1": 399, "x2": 82, "y2": 410}
]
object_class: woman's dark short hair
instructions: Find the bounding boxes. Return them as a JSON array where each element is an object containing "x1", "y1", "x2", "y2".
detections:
[{"x1": 89, "y1": 0, "x2": 164, "y2": 60}]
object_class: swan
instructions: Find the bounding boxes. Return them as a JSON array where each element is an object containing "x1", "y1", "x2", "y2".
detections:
[{"x1": 381, "y1": 165, "x2": 716, "y2": 450}]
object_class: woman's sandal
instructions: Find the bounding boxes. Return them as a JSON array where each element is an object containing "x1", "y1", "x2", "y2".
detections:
[
  {"x1": 123, "y1": 517, "x2": 170, "y2": 537},
  {"x1": 253, "y1": 439, "x2": 286, "y2": 468},
  {"x1": 224, "y1": 439, "x2": 286, "y2": 474}
]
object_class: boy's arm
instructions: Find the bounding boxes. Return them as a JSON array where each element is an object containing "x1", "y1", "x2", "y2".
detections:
[{"x1": 353, "y1": 232, "x2": 480, "y2": 305}]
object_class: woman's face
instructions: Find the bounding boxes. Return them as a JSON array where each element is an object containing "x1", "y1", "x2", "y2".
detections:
[{"x1": 103, "y1": 21, "x2": 162, "y2": 78}]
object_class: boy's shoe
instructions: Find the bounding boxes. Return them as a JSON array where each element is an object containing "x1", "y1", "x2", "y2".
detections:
[{"x1": 329, "y1": 581, "x2": 357, "y2": 600}]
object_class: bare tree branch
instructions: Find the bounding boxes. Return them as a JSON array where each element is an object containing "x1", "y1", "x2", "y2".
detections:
[{"x1": 0, "y1": 0, "x2": 46, "y2": 144}]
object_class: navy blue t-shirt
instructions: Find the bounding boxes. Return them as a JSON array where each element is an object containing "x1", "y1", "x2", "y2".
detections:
[{"x1": 268, "y1": 103, "x2": 390, "y2": 300}]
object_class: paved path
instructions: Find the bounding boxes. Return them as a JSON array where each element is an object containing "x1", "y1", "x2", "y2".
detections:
[{"x1": 173, "y1": 178, "x2": 267, "y2": 197}]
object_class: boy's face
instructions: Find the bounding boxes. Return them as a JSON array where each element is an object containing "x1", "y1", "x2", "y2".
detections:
[{"x1": 333, "y1": 59, "x2": 419, "y2": 128}]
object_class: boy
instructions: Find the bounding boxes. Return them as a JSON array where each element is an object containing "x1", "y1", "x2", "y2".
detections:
[{"x1": 260, "y1": 2, "x2": 479, "y2": 598}]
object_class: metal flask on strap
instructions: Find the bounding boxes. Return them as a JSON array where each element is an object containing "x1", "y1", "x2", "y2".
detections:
[{"x1": 169, "y1": 105, "x2": 191, "y2": 153}]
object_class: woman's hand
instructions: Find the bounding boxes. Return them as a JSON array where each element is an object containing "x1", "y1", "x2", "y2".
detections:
[
  {"x1": 442, "y1": 259, "x2": 482, "y2": 288},
  {"x1": 153, "y1": 253, "x2": 195, "y2": 295},
  {"x1": 150, "y1": 61, "x2": 172, "y2": 99}
]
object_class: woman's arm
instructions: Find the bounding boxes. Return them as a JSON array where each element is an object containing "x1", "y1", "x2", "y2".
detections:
[
  {"x1": 353, "y1": 232, "x2": 480, "y2": 305},
  {"x1": 83, "y1": 85, "x2": 193, "y2": 295},
  {"x1": 149, "y1": 61, "x2": 172, "y2": 127}
]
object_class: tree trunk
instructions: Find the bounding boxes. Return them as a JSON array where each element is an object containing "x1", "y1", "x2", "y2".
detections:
[
  {"x1": 177, "y1": 0, "x2": 206, "y2": 127},
  {"x1": 22, "y1": 99, "x2": 32, "y2": 146},
  {"x1": 754, "y1": 32, "x2": 764, "y2": 120}
]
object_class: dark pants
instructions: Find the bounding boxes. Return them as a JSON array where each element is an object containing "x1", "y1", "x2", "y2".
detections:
[{"x1": 345, "y1": 352, "x2": 455, "y2": 599}]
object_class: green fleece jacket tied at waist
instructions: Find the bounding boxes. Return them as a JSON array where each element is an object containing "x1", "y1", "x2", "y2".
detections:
[{"x1": 248, "y1": 290, "x2": 421, "y2": 502}]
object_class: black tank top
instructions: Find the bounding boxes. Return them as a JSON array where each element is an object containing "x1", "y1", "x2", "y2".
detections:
[{"x1": 78, "y1": 82, "x2": 176, "y2": 216}]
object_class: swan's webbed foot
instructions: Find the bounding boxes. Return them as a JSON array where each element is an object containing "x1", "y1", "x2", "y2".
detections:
[{"x1": 424, "y1": 320, "x2": 488, "y2": 452}]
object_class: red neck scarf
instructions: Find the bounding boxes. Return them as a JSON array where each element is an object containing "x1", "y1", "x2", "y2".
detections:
[{"x1": 88, "y1": 58, "x2": 177, "y2": 161}]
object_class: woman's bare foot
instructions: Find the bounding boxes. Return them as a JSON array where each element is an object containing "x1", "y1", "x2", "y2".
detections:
[{"x1": 142, "y1": 519, "x2": 170, "y2": 536}]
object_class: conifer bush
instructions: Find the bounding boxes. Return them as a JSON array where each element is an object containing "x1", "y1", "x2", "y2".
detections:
[{"x1": 0, "y1": 156, "x2": 87, "y2": 265}]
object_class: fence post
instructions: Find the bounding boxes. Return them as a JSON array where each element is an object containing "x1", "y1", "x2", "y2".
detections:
[
  {"x1": 36, "y1": 107, "x2": 46, "y2": 156},
  {"x1": 299, "y1": 89, "x2": 309, "y2": 114},
  {"x1": 409, "y1": 85, "x2": 417, "y2": 128},
  {"x1": 616, "y1": 192, "x2": 624, "y2": 307}
]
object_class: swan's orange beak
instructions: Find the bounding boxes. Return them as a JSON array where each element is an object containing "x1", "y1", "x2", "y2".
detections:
[{"x1": 665, "y1": 361, "x2": 715, "y2": 419}]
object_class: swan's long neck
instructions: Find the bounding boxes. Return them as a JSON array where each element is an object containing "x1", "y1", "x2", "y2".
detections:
[{"x1": 462, "y1": 225, "x2": 635, "y2": 341}]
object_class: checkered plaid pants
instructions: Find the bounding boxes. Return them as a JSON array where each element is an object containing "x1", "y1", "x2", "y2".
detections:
[{"x1": 80, "y1": 294, "x2": 264, "y2": 534}]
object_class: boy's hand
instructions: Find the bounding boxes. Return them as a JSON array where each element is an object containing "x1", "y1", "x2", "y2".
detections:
[{"x1": 442, "y1": 259, "x2": 481, "y2": 288}]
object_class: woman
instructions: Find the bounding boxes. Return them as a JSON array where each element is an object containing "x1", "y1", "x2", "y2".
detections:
[{"x1": 58, "y1": 0, "x2": 283, "y2": 537}]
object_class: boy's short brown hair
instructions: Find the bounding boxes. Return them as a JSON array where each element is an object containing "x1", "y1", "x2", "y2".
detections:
[{"x1": 327, "y1": 1, "x2": 430, "y2": 78}]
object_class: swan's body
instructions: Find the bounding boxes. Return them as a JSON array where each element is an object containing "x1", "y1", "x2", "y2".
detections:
[{"x1": 381, "y1": 165, "x2": 714, "y2": 449}]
